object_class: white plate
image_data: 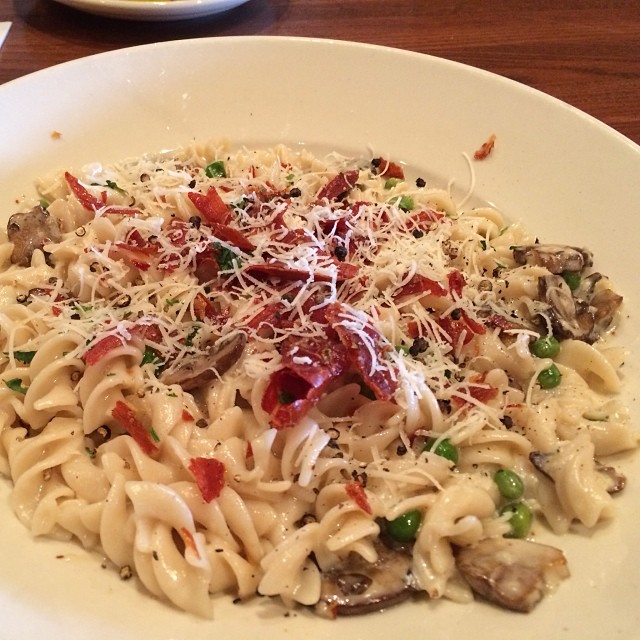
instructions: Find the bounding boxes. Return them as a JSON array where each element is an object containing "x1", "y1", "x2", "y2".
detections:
[
  {"x1": 51, "y1": 0, "x2": 251, "y2": 21},
  {"x1": 0, "y1": 36, "x2": 639, "y2": 640}
]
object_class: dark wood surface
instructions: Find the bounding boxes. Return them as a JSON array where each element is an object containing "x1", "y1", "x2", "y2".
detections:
[{"x1": 1, "y1": 0, "x2": 639, "y2": 145}]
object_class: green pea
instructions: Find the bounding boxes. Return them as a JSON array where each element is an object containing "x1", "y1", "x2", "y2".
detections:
[
  {"x1": 537, "y1": 363, "x2": 562, "y2": 389},
  {"x1": 384, "y1": 178, "x2": 402, "y2": 189},
  {"x1": 205, "y1": 160, "x2": 226, "y2": 178},
  {"x1": 494, "y1": 469, "x2": 524, "y2": 500},
  {"x1": 500, "y1": 501, "x2": 533, "y2": 538},
  {"x1": 529, "y1": 335, "x2": 560, "y2": 359},
  {"x1": 389, "y1": 195, "x2": 414, "y2": 211},
  {"x1": 424, "y1": 437, "x2": 459, "y2": 464},
  {"x1": 385, "y1": 509, "x2": 422, "y2": 542},
  {"x1": 562, "y1": 270, "x2": 581, "y2": 291}
]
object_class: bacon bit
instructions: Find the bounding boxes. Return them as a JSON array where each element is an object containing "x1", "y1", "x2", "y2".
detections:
[
  {"x1": 182, "y1": 409, "x2": 194, "y2": 422},
  {"x1": 101, "y1": 207, "x2": 141, "y2": 216},
  {"x1": 188, "y1": 457, "x2": 226, "y2": 503},
  {"x1": 65, "y1": 171, "x2": 104, "y2": 211},
  {"x1": 407, "y1": 209, "x2": 445, "y2": 232},
  {"x1": 394, "y1": 273, "x2": 447, "y2": 299},
  {"x1": 325, "y1": 302, "x2": 398, "y2": 401},
  {"x1": 84, "y1": 334, "x2": 125, "y2": 365},
  {"x1": 317, "y1": 170, "x2": 359, "y2": 201},
  {"x1": 245, "y1": 260, "x2": 357, "y2": 284},
  {"x1": 448, "y1": 270, "x2": 467, "y2": 298},
  {"x1": 110, "y1": 244, "x2": 155, "y2": 271},
  {"x1": 437, "y1": 309, "x2": 486, "y2": 347},
  {"x1": 130, "y1": 322, "x2": 163, "y2": 344},
  {"x1": 194, "y1": 254, "x2": 220, "y2": 284},
  {"x1": 372, "y1": 157, "x2": 404, "y2": 179},
  {"x1": 164, "y1": 219, "x2": 190, "y2": 246},
  {"x1": 209, "y1": 221, "x2": 255, "y2": 252},
  {"x1": 193, "y1": 292, "x2": 220, "y2": 322},
  {"x1": 188, "y1": 186, "x2": 231, "y2": 225},
  {"x1": 487, "y1": 314, "x2": 522, "y2": 331},
  {"x1": 262, "y1": 336, "x2": 349, "y2": 429},
  {"x1": 474, "y1": 134, "x2": 496, "y2": 161},
  {"x1": 453, "y1": 374, "x2": 499, "y2": 407},
  {"x1": 178, "y1": 527, "x2": 201, "y2": 560},
  {"x1": 345, "y1": 481, "x2": 372, "y2": 515},
  {"x1": 111, "y1": 400, "x2": 159, "y2": 457}
]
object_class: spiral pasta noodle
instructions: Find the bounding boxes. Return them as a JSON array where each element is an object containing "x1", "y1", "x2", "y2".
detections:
[{"x1": 0, "y1": 141, "x2": 635, "y2": 618}]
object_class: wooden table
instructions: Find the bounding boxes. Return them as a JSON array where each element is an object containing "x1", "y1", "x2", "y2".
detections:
[{"x1": 1, "y1": 0, "x2": 639, "y2": 145}]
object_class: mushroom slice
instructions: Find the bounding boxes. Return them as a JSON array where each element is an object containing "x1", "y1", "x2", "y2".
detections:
[
  {"x1": 7, "y1": 205, "x2": 62, "y2": 266},
  {"x1": 512, "y1": 244, "x2": 592, "y2": 274},
  {"x1": 529, "y1": 450, "x2": 625, "y2": 495},
  {"x1": 161, "y1": 332, "x2": 246, "y2": 391},
  {"x1": 315, "y1": 543, "x2": 416, "y2": 617},
  {"x1": 456, "y1": 537, "x2": 569, "y2": 612},
  {"x1": 538, "y1": 275, "x2": 595, "y2": 342}
]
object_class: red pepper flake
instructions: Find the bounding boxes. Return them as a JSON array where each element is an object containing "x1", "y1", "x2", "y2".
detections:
[
  {"x1": 188, "y1": 457, "x2": 226, "y2": 503},
  {"x1": 111, "y1": 400, "x2": 159, "y2": 457},
  {"x1": 345, "y1": 481, "x2": 372, "y2": 515},
  {"x1": 179, "y1": 527, "x2": 201, "y2": 560},
  {"x1": 473, "y1": 134, "x2": 496, "y2": 161},
  {"x1": 182, "y1": 409, "x2": 194, "y2": 422}
]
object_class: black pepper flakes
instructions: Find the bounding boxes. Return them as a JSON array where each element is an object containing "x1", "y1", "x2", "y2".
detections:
[
  {"x1": 409, "y1": 337, "x2": 428, "y2": 357},
  {"x1": 288, "y1": 187, "x2": 302, "y2": 198},
  {"x1": 412, "y1": 229, "x2": 424, "y2": 239},
  {"x1": 119, "y1": 565, "x2": 133, "y2": 580},
  {"x1": 501, "y1": 415, "x2": 514, "y2": 429},
  {"x1": 416, "y1": 177, "x2": 426, "y2": 188},
  {"x1": 189, "y1": 215, "x2": 202, "y2": 229},
  {"x1": 334, "y1": 245, "x2": 348, "y2": 261}
]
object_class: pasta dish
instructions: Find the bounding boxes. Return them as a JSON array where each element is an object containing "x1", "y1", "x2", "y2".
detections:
[{"x1": 0, "y1": 142, "x2": 635, "y2": 618}]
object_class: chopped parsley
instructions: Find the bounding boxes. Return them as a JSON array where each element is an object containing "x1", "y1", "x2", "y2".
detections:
[
  {"x1": 5, "y1": 378, "x2": 29, "y2": 394},
  {"x1": 7, "y1": 350, "x2": 36, "y2": 364}
]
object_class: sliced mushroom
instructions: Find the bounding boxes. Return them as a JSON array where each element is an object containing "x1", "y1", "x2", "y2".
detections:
[
  {"x1": 529, "y1": 450, "x2": 625, "y2": 495},
  {"x1": 160, "y1": 332, "x2": 246, "y2": 391},
  {"x1": 538, "y1": 274, "x2": 595, "y2": 342},
  {"x1": 590, "y1": 288, "x2": 623, "y2": 329},
  {"x1": 456, "y1": 537, "x2": 569, "y2": 612},
  {"x1": 7, "y1": 205, "x2": 62, "y2": 266},
  {"x1": 315, "y1": 542, "x2": 416, "y2": 617},
  {"x1": 512, "y1": 244, "x2": 592, "y2": 274}
]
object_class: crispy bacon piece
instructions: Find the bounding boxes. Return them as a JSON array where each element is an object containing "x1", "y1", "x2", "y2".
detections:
[
  {"x1": 245, "y1": 260, "x2": 357, "y2": 284},
  {"x1": 406, "y1": 209, "x2": 445, "y2": 233},
  {"x1": 262, "y1": 336, "x2": 349, "y2": 429},
  {"x1": 188, "y1": 457, "x2": 226, "y2": 503},
  {"x1": 325, "y1": 302, "x2": 397, "y2": 401},
  {"x1": 372, "y1": 157, "x2": 404, "y2": 180},
  {"x1": 453, "y1": 374, "x2": 499, "y2": 407},
  {"x1": 83, "y1": 334, "x2": 125, "y2": 365},
  {"x1": 437, "y1": 309, "x2": 486, "y2": 347},
  {"x1": 345, "y1": 481, "x2": 372, "y2": 514},
  {"x1": 111, "y1": 400, "x2": 159, "y2": 456},
  {"x1": 474, "y1": 134, "x2": 496, "y2": 161},
  {"x1": 64, "y1": 172, "x2": 105, "y2": 211},
  {"x1": 394, "y1": 273, "x2": 447, "y2": 299},
  {"x1": 448, "y1": 270, "x2": 467, "y2": 298},
  {"x1": 188, "y1": 186, "x2": 232, "y2": 225},
  {"x1": 209, "y1": 221, "x2": 255, "y2": 252},
  {"x1": 193, "y1": 292, "x2": 223, "y2": 323},
  {"x1": 317, "y1": 170, "x2": 359, "y2": 201}
]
